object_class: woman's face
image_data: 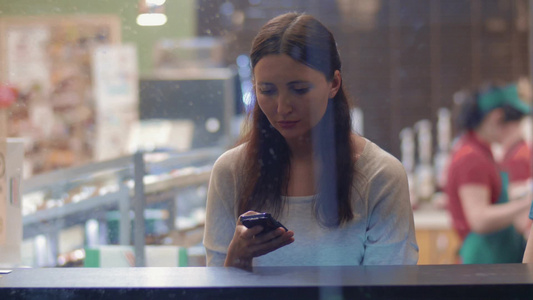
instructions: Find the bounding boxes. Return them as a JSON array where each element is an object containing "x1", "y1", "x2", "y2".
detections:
[
  {"x1": 481, "y1": 109, "x2": 522, "y2": 144},
  {"x1": 498, "y1": 120, "x2": 523, "y2": 145},
  {"x1": 253, "y1": 54, "x2": 341, "y2": 142}
]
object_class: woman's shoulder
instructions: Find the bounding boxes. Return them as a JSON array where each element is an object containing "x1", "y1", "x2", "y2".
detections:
[
  {"x1": 215, "y1": 143, "x2": 247, "y2": 164},
  {"x1": 213, "y1": 143, "x2": 247, "y2": 173},
  {"x1": 354, "y1": 139, "x2": 410, "y2": 213},
  {"x1": 356, "y1": 138, "x2": 406, "y2": 180},
  {"x1": 449, "y1": 141, "x2": 491, "y2": 169}
]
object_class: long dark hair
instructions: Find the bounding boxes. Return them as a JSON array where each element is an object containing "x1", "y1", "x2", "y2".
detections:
[{"x1": 238, "y1": 12, "x2": 357, "y2": 227}]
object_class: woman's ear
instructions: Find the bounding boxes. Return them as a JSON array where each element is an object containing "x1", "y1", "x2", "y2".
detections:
[{"x1": 329, "y1": 70, "x2": 342, "y2": 99}]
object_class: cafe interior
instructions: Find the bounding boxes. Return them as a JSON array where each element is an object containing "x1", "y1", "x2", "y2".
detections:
[{"x1": 1, "y1": 0, "x2": 533, "y2": 299}]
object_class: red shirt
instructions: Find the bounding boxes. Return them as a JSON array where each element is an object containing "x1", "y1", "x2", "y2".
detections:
[
  {"x1": 445, "y1": 131, "x2": 502, "y2": 240},
  {"x1": 500, "y1": 139, "x2": 531, "y2": 183}
]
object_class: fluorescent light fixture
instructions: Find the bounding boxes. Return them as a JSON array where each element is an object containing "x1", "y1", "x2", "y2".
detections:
[
  {"x1": 146, "y1": 0, "x2": 166, "y2": 5},
  {"x1": 137, "y1": 13, "x2": 168, "y2": 26}
]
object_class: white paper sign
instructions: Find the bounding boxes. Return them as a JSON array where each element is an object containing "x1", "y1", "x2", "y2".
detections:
[
  {"x1": 7, "y1": 26, "x2": 51, "y2": 95},
  {"x1": 92, "y1": 44, "x2": 139, "y2": 161},
  {"x1": 0, "y1": 139, "x2": 24, "y2": 266},
  {"x1": 0, "y1": 140, "x2": 6, "y2": 246}
]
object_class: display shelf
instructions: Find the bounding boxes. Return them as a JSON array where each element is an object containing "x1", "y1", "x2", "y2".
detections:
[
  {"x1": 142, "y1": 168, "x2": 212, "y2": 195},
  {"x1": 22, "y1": 155, "x2": 133, "y2": 195},
  {"x1": 22, "y1": 191, "x2": 123, "y2": 226},
  {"x1": 19, "y1": 147, "x2": 223, "y2": 267},
  {"x1": 22, "y1": 147, "x2": 221, "y2": 221}
]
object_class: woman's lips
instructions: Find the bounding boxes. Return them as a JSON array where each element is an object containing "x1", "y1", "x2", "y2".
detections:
[{"x1": 278, "y1": 120, "x2": 299, "y2": 129}]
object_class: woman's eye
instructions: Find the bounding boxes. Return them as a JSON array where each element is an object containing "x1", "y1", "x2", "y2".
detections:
[
  {"x1": 292, "y1": 87, "x2": 310, "y2": 95},
  {"x1": 259, "y1": 88, "x2": 275, "y2": 95}
]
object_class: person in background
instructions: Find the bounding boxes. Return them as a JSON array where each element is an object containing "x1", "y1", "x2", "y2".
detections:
[
  {"x1": 498, "y1": 79, "x2": 532, "y2": 239},
  {"x1": 498, "y1": 115, "x2": 532, "y2": 239},
  {"x1": 203, "y1": 12, "x2": 418, "y2": 270},
  {"x1": 523, "y1": 203, "x2": 533, "y2": 263},
  {"x1": 446, "y1": 83, "x2": 532, "y2": 264}
]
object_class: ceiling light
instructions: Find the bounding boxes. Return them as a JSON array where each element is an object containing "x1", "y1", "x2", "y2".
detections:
[
  {"x1": 137, "y1": 13, "x2": 167, "y2": 26},
  {"x1": 137, "y1": 0, "x2": 167, "y2": 26}
]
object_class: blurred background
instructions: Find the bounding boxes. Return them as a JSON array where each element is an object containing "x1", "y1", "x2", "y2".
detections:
[{"x1": 0, "y1": 0, "x2": 531, "y2": 268}]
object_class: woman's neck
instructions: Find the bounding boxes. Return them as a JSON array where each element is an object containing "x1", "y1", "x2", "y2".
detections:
[
  {"x1": 286, "y1": 135, "x2": 314, "y2": 161},
  {"x1": 285, "y1": 136, "x2": 317, "y2": 197},
  {"x1": 286, "y1": 133, "x2": 364, "y2": 160}
]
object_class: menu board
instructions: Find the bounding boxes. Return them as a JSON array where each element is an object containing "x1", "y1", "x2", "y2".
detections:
[{"x1": 0, "y1": 16, "x2": 120, "y2": 175}]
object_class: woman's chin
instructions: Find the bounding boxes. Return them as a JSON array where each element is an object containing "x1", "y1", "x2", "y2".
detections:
[{"x1": 278, "y1": 129, "x2": 314, "y2": 144}]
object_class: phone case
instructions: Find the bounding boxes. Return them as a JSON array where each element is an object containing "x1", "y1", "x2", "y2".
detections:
[{"x1": 240, "y1": 213, "x2": 288, "y2": 233}]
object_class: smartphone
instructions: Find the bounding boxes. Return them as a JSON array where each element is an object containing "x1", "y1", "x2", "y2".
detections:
[{"x1": 240, "y1": 213, "x2": 288, "y2": 234}]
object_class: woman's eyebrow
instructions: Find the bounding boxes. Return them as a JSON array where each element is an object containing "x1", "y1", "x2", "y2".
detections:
[
  {"x1": 256, "y1": 81, "x2": 310, "y2": 86},
  {"x1": 257, "y1": 82, "x2": 275, "y2": 86},
  {"x1": 287, "y1": 80, "x2": 310, "y2": 85}
]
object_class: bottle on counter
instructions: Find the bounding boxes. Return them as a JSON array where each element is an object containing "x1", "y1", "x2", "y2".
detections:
[
  {"x1": 434, "y1": 108, "x2": 452, "y2": 189},
  {"x1": 414, "y1": 120, "x2": 435, "y2": 204},
  {"x1": 400, "y1": 127, "x2": 418, "y2": 208}
]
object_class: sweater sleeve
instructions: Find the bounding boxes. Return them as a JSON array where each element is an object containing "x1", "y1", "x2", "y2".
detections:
[
  {"x1": 203, "y1": 147, "x2": 241, "y2": 266},
  {"x1": 361, "y1": 150, "x2": 419, "y2": 265}
]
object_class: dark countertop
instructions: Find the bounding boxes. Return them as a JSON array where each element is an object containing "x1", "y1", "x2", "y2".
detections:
[{"x1": 2, "y1": 264, "x2": 533, "y2": 299}]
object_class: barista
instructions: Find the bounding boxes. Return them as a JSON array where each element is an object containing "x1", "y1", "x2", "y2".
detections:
[
  {"x1": 499, "y1": 120, "x2": 532, "y2": 237},
  {"x1": 446, "y1": 83, "x2": 531, "y2": 264}
]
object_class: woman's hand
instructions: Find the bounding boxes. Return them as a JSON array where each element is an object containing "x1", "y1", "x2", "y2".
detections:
[{"x1": 224, "y1": 211, "x2": 295, "y2": 270}]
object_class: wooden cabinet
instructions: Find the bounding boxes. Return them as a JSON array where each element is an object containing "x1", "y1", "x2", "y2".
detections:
[
  {"x1": 416, "y1": 228, "x2": 461, "y2": 265},
  {"x1": 414, "y1": 208, "x2": 461, "y2": 265}
]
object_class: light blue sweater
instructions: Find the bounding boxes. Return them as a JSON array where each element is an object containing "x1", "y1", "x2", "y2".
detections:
[{"x1": 203, "y1": 140, "x2": 419, "y2": 266}]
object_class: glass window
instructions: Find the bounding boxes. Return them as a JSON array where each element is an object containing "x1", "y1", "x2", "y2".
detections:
[{"x1": 0, "y1": 0, "x2": 531, "y2": 270}]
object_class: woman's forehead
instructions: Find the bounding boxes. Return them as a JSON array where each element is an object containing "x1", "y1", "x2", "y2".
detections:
[{"x1": 253, "y1": 54, "x2": 326, "y2": 83}]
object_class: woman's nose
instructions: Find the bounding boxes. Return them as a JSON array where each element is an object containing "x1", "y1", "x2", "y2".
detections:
[{"x1": 277, "y1": 95, "x2": 293, "y2": 115}]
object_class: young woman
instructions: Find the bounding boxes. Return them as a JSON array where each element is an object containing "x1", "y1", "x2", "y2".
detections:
[
  {"x1": 203, "y1": 12, "x2": 418, "y2": 270},
  {"x1": 499, "y1": 115, "x2": 532, "y2": 238},
  {"x1": 446, "y1": 83, "x2": 531, "y2": 264}
]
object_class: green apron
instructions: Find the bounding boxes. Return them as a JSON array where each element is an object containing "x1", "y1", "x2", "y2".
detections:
[{"x1": 459, "y1": 171, "x2": 526, "y2": 264}]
